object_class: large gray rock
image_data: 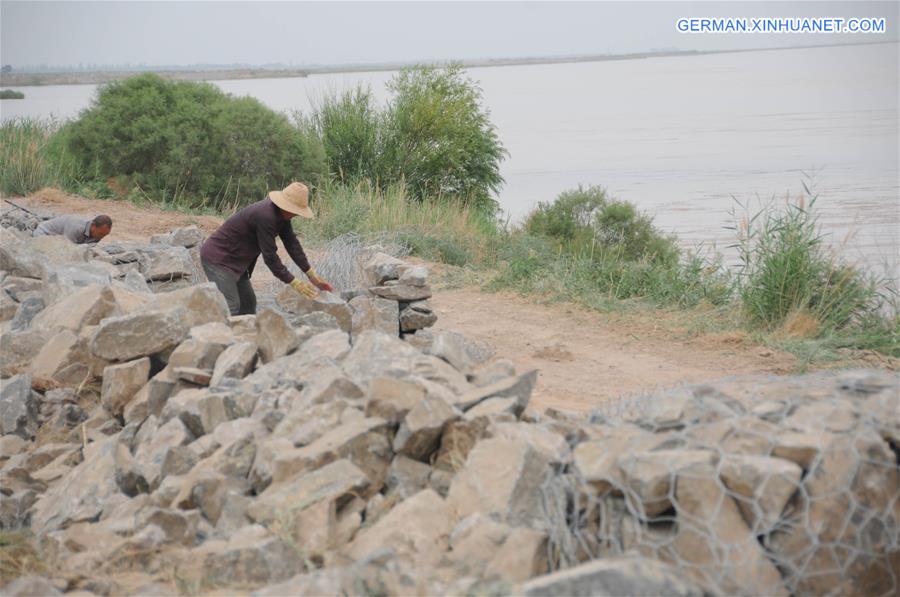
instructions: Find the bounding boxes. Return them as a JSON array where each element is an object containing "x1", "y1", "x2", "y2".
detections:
[
  {"x1": 151, "y1": 225, "x2": 204, "y2": 248},
  {"x1": 42, "y1": 262, "x2": 117, "y2": 305},
  {"x1": 0, "y1": 288, "x2": 17, "y2": 321},
  {"x1": 0, "y1": 374, "x2": 39, "y2": 439},
  {"x1": 521, "y1": 556, "x2": 705, "y2": 596},
  {"x1": 370, "y1": 281, "x2": 432, "y2": 302},
  {"x1": 256, "y1": 308, "x2": 300, "y2": 364},
  {"x1": 455, "y1": 370, "x2": 538, "y2": 413},
  {"x1": 271, "y1": 417, "x2": 392, "y2": 488},
  {"x1": 31, "y1": 284, "x2": 119, "y2": 333},
  {"x1": 276, "y1": 285, "x2": 352, "y2": 333},
  {"x1": 143, "y1": 283, "x2": 229, "y2": 329},
  {"x1": 341, "y1": 330, "x2": 421, "y2": 388},
  {"x1": 101, "y1": 357, "x2": 151, "y2": 417},
  {"x1": 0, "y1": 233, "x2": 90, "y2": 278},
  {"x1": 447, "y1": 437, "x2": 554, "y2": 530},
  {"x1": 0, "y1": 329, "x2": 48, "y2": 377},
  {"x1": 10, "y1": 296, "x2": 44, "y2": 330},
  {"x1": 349, "y1": 295, "x2": 398, "y2": 342},
  {"x1": 30, "y1": 329, "x2": 107, "y2": 386},
  {"x1": 90, "y1": 308, "x2": 189, "y2": 361},
  {"x1": 30, "y1": 435, "x2": 122, "y2": 533}
]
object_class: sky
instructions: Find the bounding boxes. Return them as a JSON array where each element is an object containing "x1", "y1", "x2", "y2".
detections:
[{"x1": 1, "y1": 1, "x2": 897, "y2": 69}]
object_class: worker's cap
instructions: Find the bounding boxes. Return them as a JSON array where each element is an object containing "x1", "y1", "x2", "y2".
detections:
[{"x1": 269, "y1": 182, "x2": 314, "y2": 219}]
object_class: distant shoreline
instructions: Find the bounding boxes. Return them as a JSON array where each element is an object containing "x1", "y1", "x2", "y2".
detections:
[{"x1": 1, "y1": 40, "x2": 894, "y2": 87}]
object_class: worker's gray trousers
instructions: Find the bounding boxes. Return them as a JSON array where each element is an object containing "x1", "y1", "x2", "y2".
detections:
[{"x1": 200, "y1": 258, "x2": 257, "y2": 316}]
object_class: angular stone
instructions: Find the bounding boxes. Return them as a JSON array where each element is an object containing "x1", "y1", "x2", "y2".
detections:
[
  {"x1": 0, "y1": 234, "x2": 90, "y2": 278},
  {"x1": 10, "y1": 296, "x2": 44, "y2": 331},
  {"x1": 143, "y1": 245, "x2": 195, "y2": 281},
  {"x1": 456, "y1": 370, "x2": 538, "y2": 413},
  {"x1": 0, "y1": 329, "x2": 48, "y2": 377},
  {"x1": 297, "y1": 329, "x2": 351, "y2": 364},
  {"x1": 0, "y1": 374, "x2": 39, "y2": 439},
  {"x1": 41, "y1": 262, "x2": 116, "y2": 304},
  {"x1": 399, "y1": 265, "x2": 428, "y2": 287},
  {"x1": 133, "y1": 417, "x2": 193, "y2": 490},
  {"x1": 1, "y1": 276, "x2": 43, "y2": 301},
  {"x1": 521, "y1": 555, "x2": 705, "y2": 597},
  {"x1": 143, "y1": 283, "x2": 230, "y2": 329},
  {"x1": 341, "y1": 330, "x2": 421, "y2": 388},
  {"x1": 247, "y1": 460, "x2": 369, "y2": 524},
  {"x1": 425, "y1": 331, "x2": 477, "y2": 372},
  {"x1": 399, "y1": 301, "x2": 438, "y2": 333},
  {"x1": 364, "y1": 252, "x2": 408, "y2": 285},
  {"x1": 271, "y1": 417, "x2": 392, "y2": 487},
  {"x1": 152, "y1": 225, "x2": 204, "y2": 248},
  {"x1": 174, "y1": 367, "x2": 212, "y2": 386},
  {"x1": 178, "y1": 524, "x2": 302, "y2": 587},
  {"x1": 485, "y1": 527, "x2": 549, "y2": 583},
  {"x1": 256, "y1": 308, "x2": 300, "y2": 364},
  {"x1": 30, "y1": 329, "x2": 103, "y2": 387},
  {"x1": 210, "y1": 341, "x2": 257, "y2": 386},
  {"x1": 91, "y1": 308, "x2": 189, "y2": 361},
  {"x1": 393, "y1": 393, "x2": 460, "y2": 461},
  {"x1": 766, "y1": 430, "x2": 900, "y2": 595},
  {"x1": 673, "y1": 464, "x2": 787, "y2": 596},
  {"x1": 101, "y1": 357, "x2": 151, "y2": 417},
  {"x1": 1, "y1": 576, "x2": 63, "y2": 597},
  {"x1": 168, "y1": 338, "x2": 225, "y2": 371},
  {"x1": 350, "y1": 295, "x2": 399, "y2": 342},
  {"x1": 30, "y1": 436, "x2": 122, "y2": 533},
  {"x1": 32, "y1": 284, "x2": 118, "y2": 333},
  {"x1": 719, "y1": 455, "x2": 802, "y2": 533},
  {"x1": 0, "y1": 288, "x2": 17, "y2": 321},
  {"x1": 347, "y1": 489, "x2": 452, "y2": 565},
  {"x1": 364, "y1": 376, "x2": 427, "y2": 423},
  {"x1": 447, "y1": 437, "x2": 553, "y2": 529},
  {"x1": 276, "y1": 285, "x2": 352, "y2": 333},
  {"x1": 385, "y1": 455, "x2": 432, "y2": 499},
  {"x1": 617, "y1": 449, "x2": 718, "y2": 518},
  {"x1": 370, "y1": 282, "x2": 432, "y2": 302},
  {"x1": 492, "y1": 422, "x2": 571, "y2": 467}
]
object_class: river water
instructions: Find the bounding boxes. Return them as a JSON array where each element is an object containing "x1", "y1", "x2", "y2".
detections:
[{"x1": 2, "y1": 43, "x2": 897, "y2": 275}]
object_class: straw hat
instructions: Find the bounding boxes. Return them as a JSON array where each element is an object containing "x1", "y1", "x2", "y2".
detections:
[{"x1": 269, "y1": 182, "x2": 314, "y2": 219}]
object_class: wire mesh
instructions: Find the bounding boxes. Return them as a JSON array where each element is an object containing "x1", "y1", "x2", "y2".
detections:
[{"x1": 541, "y1": 370, "x2": 900, "y2": 596}]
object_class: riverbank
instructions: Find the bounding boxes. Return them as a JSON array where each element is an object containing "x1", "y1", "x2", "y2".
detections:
[{"x1": 1, "y1": 40, "x2": 892, "y2": 87}]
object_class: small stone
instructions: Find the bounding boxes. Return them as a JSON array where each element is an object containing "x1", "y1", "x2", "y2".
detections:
[
  {"x1": 393, "y1": 393, "x2": 460, "y2": 461},
  {"x1": 0, "y1": 373, "x2": 39, "y2": 439},
  {"x1": 211, "y1": 341, "x2": 258, "y2": 385},
  {"x1": 276, "y1": 285, "x2": 352, "y2": 333}
]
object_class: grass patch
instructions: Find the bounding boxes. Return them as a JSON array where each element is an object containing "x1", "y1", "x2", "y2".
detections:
[
  {"x1": 0, "y1": 531, "x2": 47, "y2": 584},
  {"x1": 0, "y1": 89, "x2": 25, "y2": 99}
]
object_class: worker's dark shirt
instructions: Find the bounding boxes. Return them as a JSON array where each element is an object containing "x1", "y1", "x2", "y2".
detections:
[{"x1": 200, "y1": 197, "x2": 310, "y2": 284}]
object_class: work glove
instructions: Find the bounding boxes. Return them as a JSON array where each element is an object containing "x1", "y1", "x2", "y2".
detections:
[
  {"x1": 306, "y1": 268, "x2": 335, "y2": 293},
  {"x1": 290, "y1": 278, "x2": 318, "y2": 299}
]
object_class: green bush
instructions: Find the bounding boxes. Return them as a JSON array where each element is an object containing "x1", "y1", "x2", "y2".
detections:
[
  {"x1": 306, "y1": 65, "x2": 507, "y2": 214},
  {"x1": 736, "y1": 194, "x2": 887, "y2": 334},
  {"x1": 63, "y1": 74, "x2": 326, "y2": 210},
  {"x1": 0, "y1": 89, "x2": 24, "y2": 100},
  {"x1": 525, "y1": 185, "x2": 679, "y2": 264}
]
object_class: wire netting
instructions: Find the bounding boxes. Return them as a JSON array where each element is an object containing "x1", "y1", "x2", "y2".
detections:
[{"x1": 539, "y1": 370, "x2": 900, "y2": 596}]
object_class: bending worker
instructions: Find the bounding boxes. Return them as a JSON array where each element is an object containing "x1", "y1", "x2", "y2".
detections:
[
  {"x1": 200, "y1": 181, "x2": 334, "y2": 316},
  {"x1": 33, "y1": 214, "x2": 112, "y2": 244}
]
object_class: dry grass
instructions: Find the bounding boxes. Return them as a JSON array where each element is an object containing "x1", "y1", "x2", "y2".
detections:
[
  {"x1": 775, "y1": 308, "x2": 821, "y2": 340},
  {"x1": 0, "y1": 531, "x2": 48, "y2": 584}
]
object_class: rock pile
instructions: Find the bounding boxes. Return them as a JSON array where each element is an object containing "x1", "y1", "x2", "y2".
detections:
[{"x1": 1, "y1": 221, "x2": 898, "y2": 596}]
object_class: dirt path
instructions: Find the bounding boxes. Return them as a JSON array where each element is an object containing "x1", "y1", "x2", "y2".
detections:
[
  {"x1": 10, "y1": 189, "x2": 800, "y2": 412},
  {"x1": 430, "y1": 288, "x2": 797, "y2": 412}
]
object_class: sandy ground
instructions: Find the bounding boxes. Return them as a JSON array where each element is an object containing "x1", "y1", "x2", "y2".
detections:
[{"x1": 8, "y1": 190, "x2": 809, "y2": 412}]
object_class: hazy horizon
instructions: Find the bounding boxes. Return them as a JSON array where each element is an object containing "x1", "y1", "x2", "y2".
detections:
[{"x1": 2, "y1": 1, "x2": 897, "y2": 70}]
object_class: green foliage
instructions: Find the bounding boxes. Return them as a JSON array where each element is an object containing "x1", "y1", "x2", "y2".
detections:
[
  {"x1": 0, "y1": 89, "x2": 24, "y2": 99},
  {"x1": 525, "y1": 185, "x2": 679, "y2": 264},
  {"x1": 0, "y1": 118, "x2": 81, "y2": 195},
  {"x1": 734, "y1": 192, "x2": 889, "y2": 334},
  {"x1": 301, "y1": 87, "x2": 381, "y2": 183},
  {"x1": 306, "y1": 65, "x2": 507, "y2": 214},
  {"x1": 62, "y1": 73, "x2": 326, "y2": 210}
]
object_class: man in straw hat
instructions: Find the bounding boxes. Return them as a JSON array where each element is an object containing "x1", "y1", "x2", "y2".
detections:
[{"x1": 200, "y1": 181, "x2": 334, "y2": 316}]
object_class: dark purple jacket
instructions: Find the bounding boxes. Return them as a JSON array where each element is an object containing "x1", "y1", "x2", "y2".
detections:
[{"x1": 200, "y1": 197, "x2": 310, "y2": 284}]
